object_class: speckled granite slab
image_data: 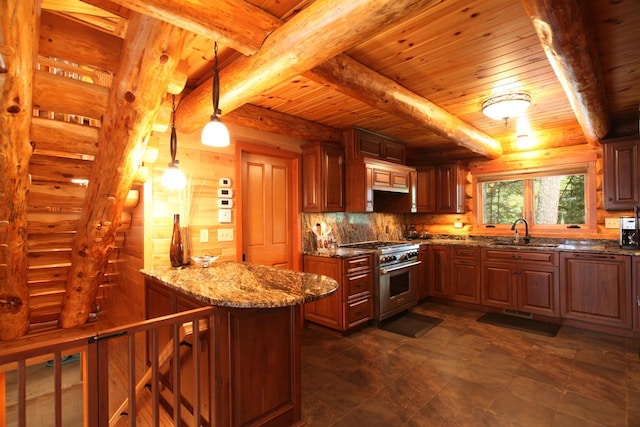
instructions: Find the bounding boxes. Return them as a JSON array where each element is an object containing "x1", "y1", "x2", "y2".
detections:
[{"x1": 141, "y1": 261, "x2": 338, "y2": 309}]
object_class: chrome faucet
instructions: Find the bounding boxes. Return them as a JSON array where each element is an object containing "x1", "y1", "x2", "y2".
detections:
[{"x1": 510, "y1": 217, "x2": 531, "y2": 244}]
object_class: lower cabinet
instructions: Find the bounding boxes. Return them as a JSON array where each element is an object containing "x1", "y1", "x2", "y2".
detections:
[
  {"x1": 635, "y1": 257, "x2": 640, "y2": 332},
  {"x1": 449, "y1": 247, "x2": 481, "y2": 304},
  {"x1": 481, "y1": 249, "x2": 559, "y2": 317},
  {"x1": 560, "y1": 252, "x2": 632, "y2": 329},
  {"x1": 428, "y1": 245, "x2": 450, "y2": 298},
  {"x1": 303, "y1": 253, "x2": 373, "y2": 332},
  {"x1": 418, "y1": 244, "x2": 429, "y2": 300}
]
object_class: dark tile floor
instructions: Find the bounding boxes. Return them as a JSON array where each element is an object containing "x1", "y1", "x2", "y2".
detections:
[{"x1": 300, "y1": 302, "x2": 640, "y2": 427}]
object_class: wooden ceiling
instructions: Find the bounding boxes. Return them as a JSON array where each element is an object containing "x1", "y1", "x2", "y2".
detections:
[{"x1": 42, "y1": 0, "x2": 639, "y2": 158}]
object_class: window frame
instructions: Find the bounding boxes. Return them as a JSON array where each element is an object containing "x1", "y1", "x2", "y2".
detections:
[{"x1": 473, "y1": 160, "x2": 597, "y2": 235}]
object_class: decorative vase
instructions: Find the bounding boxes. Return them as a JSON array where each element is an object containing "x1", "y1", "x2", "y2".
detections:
[
  {"x1": 181, "y1": 226, "x2": 191, "y2": 265},
  {"x1": 169, "y1": 214, "x2": 184, "y2": 267}
]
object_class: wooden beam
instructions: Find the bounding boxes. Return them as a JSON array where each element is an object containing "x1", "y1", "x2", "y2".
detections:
[
  {"x1": 31, "y1": 117, "x2": 100, "y2": 156},
  {"x1": 0, "y1": 0, "x2": 38, "y2": 340},
  {"x1": 307, "y1": 55, "x2": 503, "y2": 159},
  {"x1": 226, "y1": 104, "x2": 342, "y2": 142},
  {"x1": 176, "y1": 0, "x2": 441, "y2": 133},
  {"x1": 59, "y1": 13, "x2": 187, "y2": 328},
  {"x1": 39, "y1": 10, "x2": 123, "y2": 74},
  {"x1": 521, "y1": 0, "x2": 609, "y2": 145},
  {"x1": 105, "y1": 0, "x2": 281, "y2": 56}
]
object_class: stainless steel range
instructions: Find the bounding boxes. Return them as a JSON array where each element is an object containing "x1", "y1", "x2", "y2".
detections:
[{"x1": 340, "y1": 241, "x2": 421, "y2": 322}]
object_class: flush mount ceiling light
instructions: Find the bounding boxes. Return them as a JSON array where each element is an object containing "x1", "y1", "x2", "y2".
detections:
[
  {"x1": 161, "y1": 95, "x2": 187, "y2": 190},
  {"x1": 481, "y1": 92, "x2": 532, "y2": 123},
  {"x1": 201, "y1": 42, "x2": 230, "y2": 147}
]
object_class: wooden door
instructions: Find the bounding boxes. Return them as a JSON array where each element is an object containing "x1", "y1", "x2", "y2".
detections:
[{"x1": 242, "y1": 151, "x2": 294, "y2": 268}]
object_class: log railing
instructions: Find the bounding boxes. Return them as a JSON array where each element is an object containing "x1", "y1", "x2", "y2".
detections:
[{"x1": 0, "y1": 306, "x2": 216, "y2": 427}]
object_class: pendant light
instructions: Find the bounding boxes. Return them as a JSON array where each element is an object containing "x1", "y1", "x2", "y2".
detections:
[
  {"x1": 201, "y1": 42, "x2": 230, "y2": 147},
  {"x1": 161, "y1": 95, "x2": 187, "y2": 190}
]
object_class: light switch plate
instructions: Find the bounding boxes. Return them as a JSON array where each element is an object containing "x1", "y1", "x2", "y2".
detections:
[
  {"x1": 218, "y1": 209, "x2": 232, "y2": 223},
  {"x1": 605, "y1": 217, "x2": 619, "y2": 229},
  {"x1": 200, "y1": 229, "x2": 208, "y2": 243},
  {"x1": 218, "y1": 228, "x2": 234, "y2": 242}
]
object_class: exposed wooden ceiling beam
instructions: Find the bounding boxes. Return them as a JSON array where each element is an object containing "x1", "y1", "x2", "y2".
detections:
[
  {"x1": 59, "y1": 13, "x2": 187, "y2": 328},
  {"x1": 0, "y1": 0, "x2": 38, "y2": 340},
  {"x1": 226, "y1": 104, "x2": 342, "y2": 142},
  {"x1": 522, "y1": 0, "x2": 609, "y2": 145},
  {"x1": 176, "y1": 0, "x2": 440, "y2": 133},
  {"x1": 307, "y1": 55, "x2": 503, "y2": 159},
  {"x1": 102, "y1": 0, "x2": 280, "y2": 55}
]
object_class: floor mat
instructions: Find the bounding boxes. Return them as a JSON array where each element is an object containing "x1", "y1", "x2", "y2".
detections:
[
  {"x1": 477, "y1": 312, "x2": 560, "y2": 337},
  {"x1": 379, "y1": 312, "x2": 443, "y2": 338}
]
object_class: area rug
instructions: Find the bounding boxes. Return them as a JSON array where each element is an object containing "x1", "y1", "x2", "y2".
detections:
[
  {"x1": 379, "y1": 312, "x2": 443, "y2": 338},
  {"x1": 477, "y1": 312, "x2": 560, "y2": 337}
]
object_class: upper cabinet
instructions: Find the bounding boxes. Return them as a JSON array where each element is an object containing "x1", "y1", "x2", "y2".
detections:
[
  {"x1": 344, "y1": 127, "x2": 406, "y2": 164},
  {"x1": 415, "y1": 162, "x2": 466, "y2": 214},
  {"x1": 602, "y1": 136, "x2": 640, "y2": 211},
  {"x1": 302, "y1": 142, "x2": 345, "y2": 212}
]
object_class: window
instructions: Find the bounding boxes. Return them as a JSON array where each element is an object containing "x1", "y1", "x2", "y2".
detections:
[{"x1": 476, "y1": 163, "x2": 595, "y2": 232}]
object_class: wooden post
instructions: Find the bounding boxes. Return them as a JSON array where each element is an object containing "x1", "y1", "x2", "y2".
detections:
[
  {"x1": 0, "y1": 0, "x2": 39, "y2": 340},
  {"x1": 59, "y1": 13, "x2": 187, "y2": 328}
]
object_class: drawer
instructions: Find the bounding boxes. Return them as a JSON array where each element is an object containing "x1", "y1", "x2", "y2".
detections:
[
  {"x1": 482, "y1": 249, "x2": 558, "y2": 266},
  {"x1": 346, "y1": 271, "x2": 372, "y2": 299},
  {"x1": 346, "y1": 298, "x2": 371, "y2": 326},
  {"x1": 345, "y1": 254, "x2": 372, "y2": 274},
  {"x1": 451, "y1": 246, "x2": 480, "y2": 259}
]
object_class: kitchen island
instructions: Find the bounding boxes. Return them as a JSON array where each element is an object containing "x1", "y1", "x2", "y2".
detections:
[{"x1": 141, "y1": 261, "x2": 338, "y2": 427}]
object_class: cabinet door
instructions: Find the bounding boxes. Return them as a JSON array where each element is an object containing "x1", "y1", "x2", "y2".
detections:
[
  {"x1": 323, "y1": 146, "x2": 345, "y2": 211},
  {"x1": 450, "y1": 258, "x2": 481, "y2": 304},
  {"x1": 436, "y1": 163, "x2": 465, "y2": 214},
  {"x1": 518, "y1": 264, "x2": 559, "y2": 317},
  {"x1": 355, "y1": 130, "x2": 384, "y2": 159},
  {"x1": 603, "y1": 137, "x2": 639, "y2": 210},
  {"x1": 428, "y1": 245, "x2": 450, "y2": 297},
  {"x1": 418, "y1": 245, "x2": 429, "y2": 300},
  {"x1": 560, "y1": 253, "x2": 632, "y2": 329},
  {"x1": 481, "y1": 261, "x2": 517, "y2": 309},
  {"x1": 416, "y1": 167, "x2": 436, "y2": 213},
  {"x1": 301, "y1": 146, "x2": 321, "y2": 212},
  {"x1": 303, "y1": 256, "x2": 343, "y2": 329},
  {"x1": 634, "y1": 256, "x2": 640, "y2": 332},
  {"x1": 383, "y1": 140, "x2": 406, "y2": 163}
]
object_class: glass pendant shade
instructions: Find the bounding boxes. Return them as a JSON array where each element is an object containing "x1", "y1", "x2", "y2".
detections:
[
  {"x1": 482, "y1": 92, "x2": 531, "y2": 121},
  {"x1": 201, "y1": 116, "x2": 230, "y2": 147},
  {"x1": 161, "y1": 162, "x2": 186, "y2": 190}
]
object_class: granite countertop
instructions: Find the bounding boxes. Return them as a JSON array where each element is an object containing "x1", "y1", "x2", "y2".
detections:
[
  {"x1": 303, "y1": 247, "x2": 375, "y2": 258},
  {"x1": 141, "y1": 261, "x2": 338, "y2": 309}
]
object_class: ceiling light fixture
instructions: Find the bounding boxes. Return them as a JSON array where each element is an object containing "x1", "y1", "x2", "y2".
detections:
[
  {"x1": 201, "y1": 42, "x2": 230, "y2": 147},
  {"x1": 161, "y1": 95, "x2": 187, "y2": 190},
  {"x1": 481, "y1": 92, "x2": 531, "y2": 124}
]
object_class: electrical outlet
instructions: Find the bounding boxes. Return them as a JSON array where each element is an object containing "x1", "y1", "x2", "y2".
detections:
[
  {"x1": 605, "y1": 218, "x2": 619, "y2": 229},
  {"x1": 200, "y1": 229, "x2": 208, "y2": 243},
  {"x1": 218, "y1": 228, "x2": 234, "y2": 242}
]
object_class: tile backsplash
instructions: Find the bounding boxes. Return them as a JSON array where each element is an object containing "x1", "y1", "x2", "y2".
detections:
[{"x1": 302, "y1": 212, "x2": 408, "y2": 252}]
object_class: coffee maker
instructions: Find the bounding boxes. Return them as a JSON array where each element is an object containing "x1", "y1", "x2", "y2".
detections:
[{"x1": 620, "y1": 206, "x2": 640, "y2": 249}]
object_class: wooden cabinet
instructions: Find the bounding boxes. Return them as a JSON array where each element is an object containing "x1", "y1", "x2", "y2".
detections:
[
  {"x1": 560, "y1": 252, "x2": 632, "y2": 329},
  {"x1": 602, "y1": 136, "x2": 640, "y2": 210},
  {"x1": 417, "y1": 244, "x2": 429, "y2": 300},
  {"x1": 303, "y1": 253, "x2": 373, "y2": 332},
  {"x1": 450, "y1": 247, "x2": 481, "y2": 304},
  {"x1": 482, "y1": 249, "x2": 559, "y2": 317},
  {"x1": 302, "y1": 142, "x2": 345, "y2": 212},
  {"x1": 428, "y1": 245, "x2": 450, "y2": 298},
  {"x1": 344, "y1": 127, "x2": 406, "y2": 164},
  {"x1": 634, "y1": 256, "x2": 640, "y2": 332},
  {"x1": 346, "y1": 158, "x2": 416, "y2": 212},
  {"x1": 415, "y1": 162, "x2": 466, "y2": 213}
]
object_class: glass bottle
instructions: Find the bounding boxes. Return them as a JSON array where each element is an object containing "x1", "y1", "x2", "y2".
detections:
[{"x1": 170, "y1": 214, "x2": 184, "y2": 267}]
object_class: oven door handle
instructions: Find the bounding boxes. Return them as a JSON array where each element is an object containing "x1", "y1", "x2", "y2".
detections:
[{"x1": 380, "y1": 260, "x2": 421, "y2": 275}]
